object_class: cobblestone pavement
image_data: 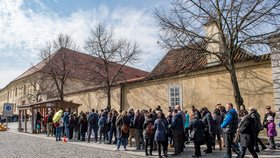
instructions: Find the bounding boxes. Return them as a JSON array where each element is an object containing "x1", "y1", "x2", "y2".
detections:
[{"x1": 1, "y1": 122, "x2": 280, "y2": 158}]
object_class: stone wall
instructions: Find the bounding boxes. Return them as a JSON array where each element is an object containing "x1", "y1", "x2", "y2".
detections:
[{"x1": 269, "y1": 34, "x2": 280, "y2": 131}]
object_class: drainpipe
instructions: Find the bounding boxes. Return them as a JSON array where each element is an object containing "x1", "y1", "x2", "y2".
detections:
[{"x1": 120, "y1": 83, "x2": 125, "y2": 111}]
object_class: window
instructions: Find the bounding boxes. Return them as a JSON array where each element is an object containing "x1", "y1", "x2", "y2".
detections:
[{"x1": 169, "y1": 85, "x2": 182, "y2": 108}]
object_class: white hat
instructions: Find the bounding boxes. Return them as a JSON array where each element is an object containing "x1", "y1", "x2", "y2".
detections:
[{"x1": 267, "y1": 116, "x2": 273, "y2": 121}]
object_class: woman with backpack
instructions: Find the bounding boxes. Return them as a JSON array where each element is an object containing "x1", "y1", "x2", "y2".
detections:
[
  {"x1": 143, "y1": 112, "x2": 155, "y2": 156},
  {"x1": 115, "y1": 111, "x2": 130, "y2": 150},
  {"x1": 154, "y1": 112, "x2": 168, "y2": 158}
]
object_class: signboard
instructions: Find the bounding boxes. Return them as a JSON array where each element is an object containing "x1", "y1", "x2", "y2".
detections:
[{"x1": 3, "y1": 103, "x2": 13, "y2": 117}]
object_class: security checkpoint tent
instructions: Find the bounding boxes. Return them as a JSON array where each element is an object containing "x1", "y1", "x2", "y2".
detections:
[{"x1": 17, "y1": 99, "x2": 80, "y2": 133}]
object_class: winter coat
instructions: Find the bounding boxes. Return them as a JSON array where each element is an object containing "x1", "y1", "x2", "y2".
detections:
[
  {"x1": 189, "y1": 118, "x2": 205, "y2": 144},
  {"x1": 171, "y1": 113, "x2": 184, "y2": 131},
  {"x1": 98, "y1": 116, "x2": 107, "y2": 128},
  {"x1": 267, "y1": 121, "x2": 277, "y2": 137},
  {"x1": 87, "y1": 112, "x2": 99, "y2": 128},
  {"x1": 143, "y1": 117, "x2": 154, "y2": 140},
  {"x1": 116, "y1": 115, "x2": 130, "y2": 138},
  {"x1": 221, "y1": 108, "x2": 238, "y2": 134},
  {"x1": 201, "y1": 112, "x2": 214, "y2": 134},
  {"x1": 212, "y1": 113, "x2": 222, "y2": 135},
  {"x1": 238, "y1": 115, "x2": 256, "y2": 147},
  {"x1": 154, "y1": 118, "x2": 168, "y2": 141},
  {"x1": 133, "y1": 114, "x2": 145, "y2": 130},
  {"x1": 68, "y1": 116, "x2": 75, "y2": 129},
  {"x1": 79, "y1": 117, "x2": 88, "y2": 133},
  {"x1": 250, "y1": 110, "x2": 264, "y2": 132},
  {"x1": 74, "y1": 116, "x2": 80, "y2": 131}
]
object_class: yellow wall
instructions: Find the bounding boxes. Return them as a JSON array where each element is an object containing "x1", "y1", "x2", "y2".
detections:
[
  {"x1": 123, "y1": 61, "x2": 273, "y2": 117},
  {"x1": 65, "y1": 87, "x2": 121, "y2": 113}
]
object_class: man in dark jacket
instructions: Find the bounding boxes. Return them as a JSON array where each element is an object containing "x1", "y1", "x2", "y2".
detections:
[
  {"x1": 87, "y1": 109, "x2": 99, "y2": 143},
  {"x1": 201, "y1": 107, "x2": 214, "y2": 153},
  {"x1": 133, "y1": 109, "x2": 145, "y2": 150},
  {"x1": 238, "y1": 112, "x2": 258, "y2": 158},
  {"x1": 221, "y1": 103, "x2": 239, "y2": 158},
  {"x1": 263, "y1": 105, "x2": 276, "y2": 128},
  {"x1": 172, "y1": 109, "x2": 184, "y2": 155},
  {"x1": 249, "y1": 107, "x2": 266, "y2": 152}
]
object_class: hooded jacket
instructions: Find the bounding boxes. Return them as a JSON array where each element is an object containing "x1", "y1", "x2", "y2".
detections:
[{"x1": 221, "y1": 108, "x2": 238, "y2": 134}]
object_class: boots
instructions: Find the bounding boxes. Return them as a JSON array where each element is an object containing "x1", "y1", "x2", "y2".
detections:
[{"x1": 218, "y1": 140, "x2": 222, "y2": 150}]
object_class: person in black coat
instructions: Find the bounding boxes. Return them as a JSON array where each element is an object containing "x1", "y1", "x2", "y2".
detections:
[
  {"x1": 79, "y1": 113, "x2": 88, "y2": 141},
  {"x1": 238, "y1": 112, "x2": 258, "y2": 158},
  {"x1": 68, "y1": 114, "x2": 75, "y2": 139},
  {"x1": 249, "y1": 107, "x2": 266, "y2": 152},
  {"x1": 201, "y1": 107, "x2": 214, "y2": 153},
  {"x1": 189, "y1": 114, "x2": 205, "y2": 157}
]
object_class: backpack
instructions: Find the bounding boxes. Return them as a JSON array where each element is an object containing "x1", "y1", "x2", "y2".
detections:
[
  {"x1": 146, "y1": 123, "x2": 154, "y2": 135},
  {"x1": 88, "y1": 113, "x2": 98, "y2": 125}
]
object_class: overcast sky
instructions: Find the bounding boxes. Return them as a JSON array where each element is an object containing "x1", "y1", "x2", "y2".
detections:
[{"x1": 0, "y1": 0, "x2": 169, "y2": 88}]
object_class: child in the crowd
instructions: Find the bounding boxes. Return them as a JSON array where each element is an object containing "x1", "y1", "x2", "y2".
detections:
[
  {"x1": 267, "y1": 116, "x2": 277, "y2": 149},
  {"x1": 36, "y1": 120, "x2": 41, "y2": 133}
]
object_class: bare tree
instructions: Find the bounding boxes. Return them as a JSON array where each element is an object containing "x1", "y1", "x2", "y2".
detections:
[
  {"x1": 155, "y1": 0, "x2": 280, "y2": 110},
  {"x1": 24, "y1": 73, "x2": 52, "y2": 102},
  {"x1": 40, "y1": 34, "x2": 79, "y2": 101},
  {"x1": 85, "y1": 24, "x2": 140, "y2": 110}
]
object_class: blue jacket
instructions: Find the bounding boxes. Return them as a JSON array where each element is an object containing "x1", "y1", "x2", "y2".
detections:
[
  {"x1": 221, "y1": 108, "x2": 237, "y2": 129},
  {"x1": 98, "y1": 116, "x2": 107, "y2": 128}
]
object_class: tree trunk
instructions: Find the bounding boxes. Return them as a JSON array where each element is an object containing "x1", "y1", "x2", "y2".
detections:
[
  {"x1": 106, "y1": 87, "x2": 111, "y2": 111},
  {"x1": 228, "y1": 64, "x2": 243, "y2": 111}
]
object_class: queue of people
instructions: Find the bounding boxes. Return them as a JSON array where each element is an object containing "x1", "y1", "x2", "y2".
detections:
[{"x1": 35, "y1": 103, "x2": 277, "y2": 158}]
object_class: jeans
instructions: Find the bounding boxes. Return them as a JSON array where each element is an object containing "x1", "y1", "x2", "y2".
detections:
[
  {"x1": 88, "y1": 126, "x2": 98, "y2": 142},
  {"x1": 56, "y1": 127, "x2": 62, "y2": 141},
  {"x1": 135, "y1": 129, "x2": 144, "y2": 149},
  {"x1": 109, "y1": 126, "x2": 117, "y2": 143},
  {"x1": 64, "y1": 123, "x2": 69, "y2": 138},
  {"x1": 117, "y1": 137, "x2": 128, "y2": 149},
  {"x1": 47, "y1": 122, "x2": 53, "y2": 137}
]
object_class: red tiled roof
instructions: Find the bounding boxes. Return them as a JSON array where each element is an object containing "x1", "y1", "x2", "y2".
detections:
[
  {"x1": 14, "y1": 48, "x2": 149, "y2": 83},
  {"x1": 149, "y1": 47, "x2": 270, "y2": 78}
]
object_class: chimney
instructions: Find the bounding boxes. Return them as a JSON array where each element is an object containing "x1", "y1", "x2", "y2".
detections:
[{"x1": 204, "y1": 20, "x2": 222, "y2": 66}]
